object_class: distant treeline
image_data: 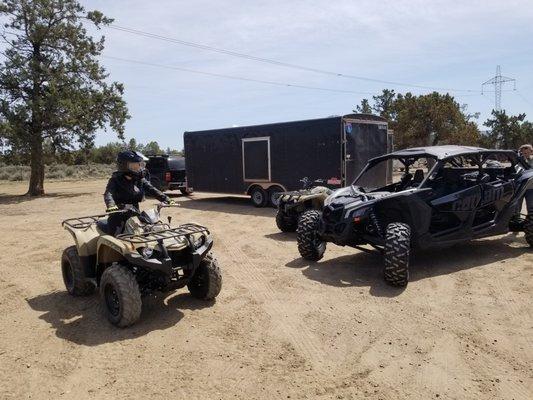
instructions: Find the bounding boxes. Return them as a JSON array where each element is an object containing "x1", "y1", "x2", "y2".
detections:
[{"x1": 0, "y1": 138, "x2": 183, "y2": 166}]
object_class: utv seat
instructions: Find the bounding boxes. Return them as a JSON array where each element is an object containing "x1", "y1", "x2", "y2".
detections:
[{"x1": 412, "y1": 169, "x2": 425, "y2": 186}]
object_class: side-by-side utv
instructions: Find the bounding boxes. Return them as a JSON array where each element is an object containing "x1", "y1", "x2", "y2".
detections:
[
  {"x1": 61, "y1": 204, "x2": 221, "y2": 327},
  {"x1": 297, "y1": 146, "x2": 533, "y2": 287}
]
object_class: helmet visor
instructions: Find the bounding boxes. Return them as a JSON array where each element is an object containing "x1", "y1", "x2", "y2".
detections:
[{"x1": 127, "y1": 161, "x2": 146, "y2": 172}]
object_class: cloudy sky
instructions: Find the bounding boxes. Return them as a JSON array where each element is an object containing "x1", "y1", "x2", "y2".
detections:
[{"x1": 83, "y1": 0, "x2": 533, "y2": 149}]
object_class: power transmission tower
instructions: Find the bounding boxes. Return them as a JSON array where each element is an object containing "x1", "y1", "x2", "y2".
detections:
[{"x1": 482, "y1": 65, "x2": 516, "y2": 112}]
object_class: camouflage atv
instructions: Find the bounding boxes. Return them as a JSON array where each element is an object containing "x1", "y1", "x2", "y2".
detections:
[{"x1": 275, "y1": 178, "x2": 333, "y2": 232}]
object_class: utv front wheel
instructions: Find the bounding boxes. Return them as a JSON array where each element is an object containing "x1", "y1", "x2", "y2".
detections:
[
  {"x1": 383, "y1": 223, "x2": 411, "y2": 287},
  {"x1": 297, "y1": 210, "x2": 326, "y2": 261},
  {"x1": 276, "y1": 209, "x2": 298, "y2": 232},
  {"x1": 99, "y1": 264, "x2": 142, "y2": 327},
  {"x1": 188, "y1": 254, "x2": 222, "y2": 300},
  {"x1": 524, "y1": 215, "x2": 533, "y2": 247},
  {"x1": 61, "y1": 246, "x2": 95, "y2": 296}
]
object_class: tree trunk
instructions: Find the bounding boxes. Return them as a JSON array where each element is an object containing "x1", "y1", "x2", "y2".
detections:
[{"x1": 28, "y1": 134, "x2": 45, "y2": 196}]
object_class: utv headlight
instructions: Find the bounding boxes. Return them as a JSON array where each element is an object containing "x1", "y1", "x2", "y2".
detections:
[{"x1": 140, "y1": 246, "x2": 154, "y2": 259}]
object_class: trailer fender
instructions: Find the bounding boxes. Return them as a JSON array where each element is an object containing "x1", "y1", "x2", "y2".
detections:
[{"x1": 245, "y1": 182, "x2": 287, "y2": 194}]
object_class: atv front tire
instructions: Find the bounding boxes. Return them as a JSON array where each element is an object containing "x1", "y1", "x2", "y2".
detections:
[
  {"x1": 276, "y1": 209, "x2": 298, "y2": 232},
  {"x1": 61, "y1": 246, "x2": 95, "y2": 296},
  {"x1": 100, "y1": 264, "x2": 142, "y2": 328},
  {"x1": 188, "y1": 254, "x2": 222, "y2": 300},
  {"x1": 383, "y1": 223, "x2": 411, "y2": 287},
  {"x1": 297, "y1": 210, "x2": 326, "y2": 261},
  {"x1": 524, "y1": 215, "x2": 533, "y2": 247}
]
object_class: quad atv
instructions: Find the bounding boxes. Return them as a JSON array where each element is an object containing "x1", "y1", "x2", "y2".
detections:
[
  {"x1": 61, "y1": 203, "x2": 221, "y2": 327},
  {"x1": 297, "y1": 146, "x2": 533, "y2": 287},
  {"x1": 275, "y1": 178, "x2": 333, "y2": 232}
]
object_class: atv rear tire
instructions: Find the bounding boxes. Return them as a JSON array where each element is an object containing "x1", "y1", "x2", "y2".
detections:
[
  {"x1": 180, "y1": 188, "x2": 193, "y2": 196},
  {"x1": 297, "y1": 210, "x2": 326, "y2": 261},
  {"x1": 276, "y1": 209, "x2": 298, "y2": 232},
  {"x1": 61, "y1": 246, "x2": 95, "y2": 296},
  {"x1": 188, "y1": 254, "x2": 222, "y2": 300},
  {"x1": 100, "y1": 264, "x2": 142, "y2": 328},
  {"x1": 383, "y1": 223, "x2": 411, "y2": 287},
  {"x1": 524, "y1": 215, "x2": 533, "y2": 247}
]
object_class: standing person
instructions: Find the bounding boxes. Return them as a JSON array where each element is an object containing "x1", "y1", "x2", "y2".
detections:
[
  {"x1": 104, "y1": 150, "x2": 175, "y2": 235},
  {"x1": 518, "y1": 144, "x2": 533, "y2": 215}
]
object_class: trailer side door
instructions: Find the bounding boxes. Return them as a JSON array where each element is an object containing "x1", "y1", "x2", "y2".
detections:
[{"x1": 242, "y1": 137, "x2": 271, "y2": 182}]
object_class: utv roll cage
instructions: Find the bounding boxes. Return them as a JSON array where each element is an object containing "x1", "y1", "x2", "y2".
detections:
[{"x1": 353, "y1": 146, "x2": 524, "y2": 190}]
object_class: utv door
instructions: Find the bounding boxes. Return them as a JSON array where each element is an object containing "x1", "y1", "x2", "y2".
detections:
[{"x1": 428, "y1": 183, "x2": 483, "y2": 239}]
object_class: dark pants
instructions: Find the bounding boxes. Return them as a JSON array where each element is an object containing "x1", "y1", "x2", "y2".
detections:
[
  {"x1": 525, "y1": 189, "x2": 533, "y2": 215},
  {"x1": 107, "y1": 213, "x2": 129, "y2": 236}
]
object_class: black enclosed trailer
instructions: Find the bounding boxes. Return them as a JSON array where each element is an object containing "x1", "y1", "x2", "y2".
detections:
[{"x1": 184, "y1": 113, "x2": 390, "y2": 207}]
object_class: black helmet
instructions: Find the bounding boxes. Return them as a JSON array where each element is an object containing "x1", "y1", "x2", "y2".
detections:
[{"x1": 117, "y1": 150, "x2": 147, "y2": 178}]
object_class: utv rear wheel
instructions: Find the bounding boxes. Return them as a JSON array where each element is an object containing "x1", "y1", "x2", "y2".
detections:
[
  {"x1": 99, "y1": 264, "x2": 142, "y2": 328},
  {"x1": 297, "y1": 210, "x2": 326, "y2": 261},
  {"x1": 188, "y1": 254, "x2": 222, "y2": 300},
  {"x1": 524, "y1": 215, "x2": 533, "y2": 247},
  {"x1": 276, "y1": 209, "x2": 298, "y2": 232},
  {"x1": 180, "y1": 188, "x2": 193, "y2": 195},
  {"x1": 250, "y1": 186, "x2": 268, "y2": 207},
  {"x1": 383, "y1": 223, "x2": 411, "y2": 287},
  {"x1": 61, "y1": 246, "x2": 95, "y2": 296}
]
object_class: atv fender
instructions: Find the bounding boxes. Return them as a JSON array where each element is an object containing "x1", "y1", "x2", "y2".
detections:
[
  {"x1": 97, "y1": 236, "x2": 132, "y2": 261},
  {"x1": 64, "y1": 224, "x2": 99, "y2": 257}
]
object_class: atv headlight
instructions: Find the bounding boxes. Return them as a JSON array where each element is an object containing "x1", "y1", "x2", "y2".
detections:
[
  {"x1": 139, "y1": 246, "x2": 154, "y2": 259},
  {"x1": 192, "y1": 235, "x2": 206, "y2": 250}
]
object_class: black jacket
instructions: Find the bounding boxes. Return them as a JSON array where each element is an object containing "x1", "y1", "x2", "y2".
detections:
[{"x1": 104, "y1": 172, "x2": 169, "y2": 209}]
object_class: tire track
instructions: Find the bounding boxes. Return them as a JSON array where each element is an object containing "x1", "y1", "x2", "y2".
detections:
[{"x1": 219, "y1": 236, "x2": 329, "y2": 370}]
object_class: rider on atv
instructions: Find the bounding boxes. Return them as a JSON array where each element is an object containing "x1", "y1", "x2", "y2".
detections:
[{"x1": 104, "y1": 150, "x2": 175, "y2": 235}]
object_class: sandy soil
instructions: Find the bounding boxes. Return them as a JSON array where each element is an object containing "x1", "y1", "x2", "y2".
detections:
[{"x1": 0, "y1": 179, "x2": 531, "y2": 400}]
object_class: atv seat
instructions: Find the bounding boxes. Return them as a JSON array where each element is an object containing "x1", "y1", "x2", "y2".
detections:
[{"x1": 96, "y1": 218, "x2": 112, "y2": 235}]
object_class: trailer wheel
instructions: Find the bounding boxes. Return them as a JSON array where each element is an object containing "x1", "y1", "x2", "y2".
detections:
[
  {"x1": 250, "y1": 186, "x2": 268, "y2": 207},
  {"x1": 268, "y1": 186, "x2": 284, "y2": 208}
]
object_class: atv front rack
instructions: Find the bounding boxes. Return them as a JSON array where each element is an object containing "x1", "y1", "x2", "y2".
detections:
[{"x1": 116, "y1": 223, "x2": 209, "y2": 244}]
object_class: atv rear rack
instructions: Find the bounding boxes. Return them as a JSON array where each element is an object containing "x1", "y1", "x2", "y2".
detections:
[
  {"x1": 116, "y1": 223, "x2": 209, "y2": 244},
  {"x1": 62, "y1": 214, "x2": 107, "y2": 229}
]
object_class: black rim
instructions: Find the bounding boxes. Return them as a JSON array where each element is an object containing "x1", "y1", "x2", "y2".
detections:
[
  {"x1": 62, "y1": 262, "x2": 74, "y2": 290},
  {"x1": 104, "y1": 283, "x2": 121, "y2": 317}
]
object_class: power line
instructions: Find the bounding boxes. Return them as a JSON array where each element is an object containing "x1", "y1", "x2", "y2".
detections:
[
  {"x1": 106, "y1": 24, "x2": 480, "y2": 93},
  {"x1": 103, "y1": 55, "x2": 377, "y2": 95},
  {"x1": 515, "y1": 90, "x2": 532, "y2": 107}
]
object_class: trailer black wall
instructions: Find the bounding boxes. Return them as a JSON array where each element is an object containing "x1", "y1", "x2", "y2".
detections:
[{"x1": 184, "y1": 114, "x2": 389, "y2": 206}]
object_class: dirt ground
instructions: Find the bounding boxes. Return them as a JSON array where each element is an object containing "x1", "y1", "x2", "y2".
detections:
[{"x1": 0, "y1": 179, "x2": 531, "y2": 400}]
